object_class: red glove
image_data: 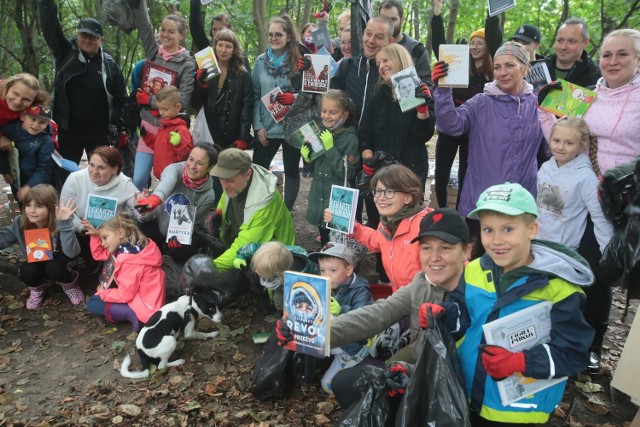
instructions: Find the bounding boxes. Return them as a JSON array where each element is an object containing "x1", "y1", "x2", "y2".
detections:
[
  {"x1": 135, "y1": 195, "x2": 162, "y2": 213},
  {"x1": 418, "y1": 303, "x2": 445, "y2": 329},
  {"x1": 431, "y1": 61, "x2": 449, "y2": 87},
  {"x1": 415, "y1": 83, "x2": 432, "y2": 113},
  {"x1": 276, "y1": 92, "x2": 296, "y2": 106},
  {"x1": 298, "y1": 56, "x2": 312, "y2": 71},
  {"x1": 136, "y1": 89, "x2": 151, "y2": 106},
  {"x1": 232, "y1": 139, "x2": 249, "y2": 150},
  {"x1": 385, "y1": 362, "x2": 410, "y2": 397},
  {"x1": 275, "y1": 318, "x2": 293, "y2": 347},
  {"x1": 480, "y1": 345, "x2": 526, "y2": 380},
  {"x1": 49, "y1": 120, "x2": 59, "y2": 149},
  {"x1": 313, "y1": 0, "x2": 333, "y2": 18},
  {"x1": 362, "y1": 163, "x2": 376, "y2": 177},
  {"x1": 196, "y1": 68, "x2": 209, "y2": 88},
  {"x1": 167, "y1": 235, "x2": 183, "y2": 249},
  {"x1": 117, "y1": 131, "x2": 128, "y2": 148}
]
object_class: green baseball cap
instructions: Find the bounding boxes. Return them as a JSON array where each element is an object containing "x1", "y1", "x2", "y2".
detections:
[
  {"x1": 468, "y1": 183, "x2": 538, "y2": 218},
  {"x1": 210, "y1": 148, "x2": 252, "y2": 178}
]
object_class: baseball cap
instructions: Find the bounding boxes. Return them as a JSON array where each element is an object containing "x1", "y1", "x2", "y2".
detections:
[
  {"x1": 210, "y1": 148, "x2": 252, "y2": 178},
  {"x1": 308, "y1": 242, "x2": 354, "y2": 266},
  {"x1": 25, "y1": 105, "x2": 52, "y2": 120},
  {"x1": 411, "y1": 208, "x2": 470, "y2": 245},
  {"x1": 510, "y1": 25, "x2": 541, "y2": 44},
  {"x1": 77, "y1": 18, "x2": 103, "y2": 38},
  {"x1": 468, "y1": 183, "x2": 538, "y2": 218}
]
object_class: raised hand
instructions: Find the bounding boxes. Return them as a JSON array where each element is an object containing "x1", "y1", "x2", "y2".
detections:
[
  {"x1": 55, "y1": 198, "x2": 78, "y2": 221},
  {"x1": 80, "y1": 218, "x2": 99, "y2": 237},
  {"x1": 432, "y1": 61, "x2": 449, "y2": 87},
  {"x1": 323, "y1": 208, "x2": 333, "y2": 223}
]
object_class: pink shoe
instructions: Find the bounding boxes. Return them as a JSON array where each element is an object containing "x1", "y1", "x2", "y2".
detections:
[{"x1": 26, "y1": 285, "x2": 47, "y2": 310}]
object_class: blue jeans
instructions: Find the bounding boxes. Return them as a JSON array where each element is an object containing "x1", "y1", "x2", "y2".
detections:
[{"x1": 133, "y1": 151, "x2": 154, "y2": 190}]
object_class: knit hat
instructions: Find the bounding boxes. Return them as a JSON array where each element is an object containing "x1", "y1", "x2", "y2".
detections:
[
  {"x1": 469, "y1": 28, "x2": 485, "y2": 41},
  {"x1": 77, "y1": 18, "x2": 103, "y2": 38},
  {"x1": 510, "y1": 25, "x2": 541, "y2": 44},
  {"x1": 25, "y1": 105, "x2": 52, "y2": 120},
  {"x1": 411, "y1": 208, "x2": 470, "y2": 244},
  {"x1": 210, "y1": 148, "x2": 252, "y2": 178},
  {"x1": 308, "y1": 242, "x2": 354, "y2": 266},
  {"x1": 468, "y1": 183, "x2": 538, "y2": 218},
  {"x1": 494, "y1": 41, "x2": 530, "y2": 65}
]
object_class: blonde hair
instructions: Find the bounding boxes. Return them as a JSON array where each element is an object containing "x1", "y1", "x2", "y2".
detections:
[
  {"x1": 100, "y1": 213, "x2": 148, "y2": 247},
  {"x1": 376, "y1": 44, "x2": 414, "y2": 86},
  {"x1": 20, "y1": 184, "x2": 58, "y2": 233},
  {"x1": 0, "y1": 73, "x2": 49, "y2": 106},
  {"x1": 551, "y1": 117, "x2": 602, "y2": 177},
  {"x1": 251, "y1": 242, "x2": 293, "y2": 278},
  {"x1": 155, "y1": 85, "x2": 181, "y2": 105}
]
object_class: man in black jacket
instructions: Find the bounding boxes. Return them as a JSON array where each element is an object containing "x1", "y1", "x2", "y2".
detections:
[{"x1": 39, "y1": 0, "x2": 127, "y2": 168}]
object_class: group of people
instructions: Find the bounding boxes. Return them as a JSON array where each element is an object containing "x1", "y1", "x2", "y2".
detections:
[{"x1": 0, "y1": 0, "x2": 639, "y2": 425}]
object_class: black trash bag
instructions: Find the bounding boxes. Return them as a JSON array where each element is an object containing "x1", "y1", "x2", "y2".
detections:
[
  {"x1": 337, "y1": 366, "x2": 390, "y2": 427},
  {"x1": 395, "y1": 316, "x2": 470, "y2": 427},
  {"x1": 282, "y1": 92, "x2": 322, "y2": 149},
  {"x1": 598, "y1": 158, "x2": 637, "y2": 227},
  {"x1": 355, "y1": 151, "x2": 398, "y2": 196},
  {"x1": 250, "y1": 331, "x2": 293, "y2": 400}
]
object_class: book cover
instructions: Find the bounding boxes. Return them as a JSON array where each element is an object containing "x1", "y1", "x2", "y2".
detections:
[
  {"x1": 283, "y1": 271, "x2": 331, "y2": 358},
  {"x1": 526, "y1": 61, "x2": 552, "y2": 95},
  {"x1": 327, "y1": 185, "x2": 359, "y2": 234},
  {"x1": 51, "y1": 153, "x2": 80, "y2": 173},
  {"x1": 166, "y1": 204, "x2": 196, "y2": 245},
  {"x1": 302, "y1": 54, "x2": 331, "y2": 94},
  {"x1": 438, "y1": 44, "x2": 470, "y2": 88},
  {"x1": 390, "y1": 66, "x2": 426, "y2": 113},
  {"x1": 539, "y1": 79, "x2": 597, "y2": 118},
  {"x1": 482, "y1": 301, "x2": 566, "y2": 406},
  {"x1": 261, "y1": 87, "x2": 290, "y2": 124},
  {"x1": 85, "y1": 194, "x2": 118, "y2": 228},
  {"x1": 140, "y1": 60, "x2": 179, "y2": 96},
  {"x1": 292, "y1": 121, "x2": 325, "y2": 160},
  {"x1": 488, "y1": 0, "x2": 517, "y2": 17},
  {"x1": 312, "y1": 26, "x2": 333, "y2": 53},
  {"x1": 194, "y1": 46, "x2": 221, "y2": 81},
  {"x1": 316, "y1": 47, "x2": 339, "y2": 79},
  {"x1": 25, "y1": 228, "x2": 53, "y2": 263}
]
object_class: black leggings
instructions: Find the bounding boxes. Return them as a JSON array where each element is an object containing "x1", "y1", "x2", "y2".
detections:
[
  {"x1": 434, "y1": 132, "x2": 469, "y2": 208},
  {"x1": 252, "y1": 137, "x2": 300, "y2": 211},
  {"x1": 18, "y1": 253, "x2": 75, "y2": 287}
]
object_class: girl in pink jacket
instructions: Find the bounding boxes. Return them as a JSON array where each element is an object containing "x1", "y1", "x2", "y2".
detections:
[{"x1": 84, "y1": 213, "x2": 166, "y2": 331}]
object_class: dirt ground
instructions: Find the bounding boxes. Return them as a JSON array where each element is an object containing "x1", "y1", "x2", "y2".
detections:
[{"x1": 0, "y1": 153, "x2": 639, "y2": 426}]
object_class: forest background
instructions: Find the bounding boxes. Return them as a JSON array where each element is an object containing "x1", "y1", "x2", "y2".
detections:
[{"x1": 1, "y1": 0, "x2": 639, "y2": 95}]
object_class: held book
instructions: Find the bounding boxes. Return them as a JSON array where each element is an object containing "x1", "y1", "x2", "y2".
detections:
[
  {"x1": 85, "y1": 194, "x2": 118, "y2": 228},
  {"x1": 312, "y1": 26, "x2": 333, "y2": 53},
  {"x1": 482, "y1": 301, "x2": 566, "y2": 406},
  {"x1": 141, "y1": 61, "x2": 179, "y2": 96},
  {"x1": 25, "y1": 228, "x2": 53, "y2": 263},
  {"x1": 316, "y1": 47, "x2": 339, "y2": 79},
  {"x1": 283, "y1": 271, "x2": 331, "y2": 358},
  {"x1": 539, "y1": 79, "x2": 597, "y2": 118},
  {"x1": 194, "y1": 46, "x2": 221, "y2": 81},
  {"x1": 51, "y1": 153, "x2": 80, "y2": 173},
  {"x1": 292, "y1": 121, "x2": 325, "y2": 160},
  {"x1": 302, "y1": 54, "x2": 331, "y2": 94},
  {"x1": 261, "y1": 86, "x2": 290, "y2": 124},
  {"x1": 390, "y1": 66, "x2": 426, "y2": 113},
  {"x1": 488, "y1": 0, "x2": 517, "y2": 17},
  {"x1": 438, "y1": 45, "x2": 470, "y2": 88},
  {"x1": 526, "y1": 61, "x2": 552, "y2": 95},
  {"x1": 166, "y1": 204, "x2": 196, "y2": 245},
  {"x1": 327, "y1": 185, "x2": 359, "y2": 234}
]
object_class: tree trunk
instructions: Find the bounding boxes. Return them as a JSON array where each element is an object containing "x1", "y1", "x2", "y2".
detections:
[
  {"x1": 301, "y1": 0, "x2": 313, "y2": 29},
  {"x1": 14, "y1": 0, "x2": 39, "y2": 76},
  {"x1": 446, "y1": 0, "x2": 459, "y2": 44},
  {"x1": 254, "y1": 0, "x2": 268, "y2": 54}
]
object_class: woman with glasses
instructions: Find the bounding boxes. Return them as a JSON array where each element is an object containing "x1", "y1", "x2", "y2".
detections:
[
  {"x1": 325, "y1": 164, "x2": 429, "y2": 292},
  {"x1": 252, "y1": 15, "x2": 307, "y2": 211},
  {"x1": 338, "y1": 27, "x2": 352, "y2": 61}
]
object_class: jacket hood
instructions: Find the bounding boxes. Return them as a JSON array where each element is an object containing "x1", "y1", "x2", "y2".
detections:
[
  {"x1": 484, "y1": 79, "x2": 534, "y2": 97},
  {"x1": 526, "y1": 240, "x2": 594, "y2": 287},
  {"x1": 244, "y1": 164, "x2": 279, "y2": 222},
  {"x1": 118, "y1": 239, "x2": 162, "y2": 267},
  {"x1": 596, "y1": 71, "x2": 640, "y2": 91},
  {"x1": 548, "y1": 152, "x2": 593, "y2": 171}
]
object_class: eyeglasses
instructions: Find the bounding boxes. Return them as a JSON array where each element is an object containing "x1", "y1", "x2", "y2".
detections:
[
  {"x1": 340, "y1": 40, "x2": 352, "y2": 46},
  {"x1": 267, "y1": 32, "x2": 285, "y2": 40},
  {"x1": 78, "y1": 32, "x2": 100, "y2": 41},
  {"x1": 372, "y1": 188, "x2": 399, "y2": 198}
]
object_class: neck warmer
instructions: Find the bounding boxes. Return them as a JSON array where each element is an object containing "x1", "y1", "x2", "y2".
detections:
[
  {"x1": 158, "y1": 45, "x2": 187, "y2": 62},
  {"x1": 182, "y1": 164, "x2": 209, "y2": 189},
  {"x1": 380, "y1": 202, "x2": 424, "y2": 235}
]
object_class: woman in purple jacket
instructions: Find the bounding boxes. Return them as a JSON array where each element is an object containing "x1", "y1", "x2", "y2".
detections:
[{"x1": 433, "y1": 41, "x2": 544, "y2": 256}]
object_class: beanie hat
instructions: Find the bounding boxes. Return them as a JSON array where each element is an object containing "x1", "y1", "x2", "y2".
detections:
[
  {"x1": 494, "y1": 41, "x2": 530, "y2": 65},
  {"x1": 469, "y1": 28, "x2": 485, "y2": 41}
]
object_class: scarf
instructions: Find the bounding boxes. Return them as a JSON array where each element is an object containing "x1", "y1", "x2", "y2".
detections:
[
  {"x1": 380, "y1": 202, "x2": 424, "y2": 236},
  {"x1": 158, "y1": 45, "x2": 187, "y2": 62},
  {"x1": 265, "y1": 48, "x2": 291, "y2": 77},
  {"x1": 182, "y1": 164, "x2": 209, "y2": 189}
]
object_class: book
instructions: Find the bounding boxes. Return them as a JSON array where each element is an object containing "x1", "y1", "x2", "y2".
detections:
[
  {"x1": 261, "y1": 87, "x2": 290, "y2": 124},
  {"x1": 252, "y1": 332, "x2": 271, "y2": 344},
  {"x1": 51, "y1": 153, "x2": 80, "y2": 173},
  {"x1": 85, "y1": 194, "x2": 118, "y2": 228},
  {"x1": 316, "y1": 47, "x2": 339, "y2": 79},
  {"x1": 438, "y1": 44, "x2": 470, "y2": 88},
  {"x1": 526, "y1": 61, "x2": 552, "y2": 95},
  {"x1": 312, "y1": 26, "x2": 333, "y2": 53},
  {"x1": 292, "y1": 121, "x2": 325, "y2": 160},
  {"x1": 390, "y1": 66, "x2": 426, "y2": 112},
  {"x1": 166, "y1": 204, "x2": 196, "y2": 245},
  {"x1": 327, "y1": 185, "x2": 359, "y2": 234},
  {"x1": 193, "y1": 46, "x2": 221, "y2": 81},
  {"x1": 488, "y1": 0, "x2": 517, "y2": 17},
  {"x1": 539, "y1": 79, "x2": 597, "y2": 118},
  {"x1": 482, "y1": 301, "x2": 566, "y2": 406},
  {"x1": 140, "y1": 60, "x2": 179, "y2": 96},
  {"x1": 24, "y1": 228, "x2": 53, "y2": 263},
  {"x1": 283, "y1": 271, "x2": 331, "y2": 358},
  {"x1": 302, "y1": 54, "x2": 331, "y2": 94}
]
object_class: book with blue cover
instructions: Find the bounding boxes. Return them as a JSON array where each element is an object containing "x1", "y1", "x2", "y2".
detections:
[
  {"x1": 85, "y1": 194, "x2": 118, "y2": 228},
  {"x1": 327, "y1": 185, "x2": 359, "y2": 234},
  {"x1": 51, "y1": 153, "x2": 80, "y2": 173}
]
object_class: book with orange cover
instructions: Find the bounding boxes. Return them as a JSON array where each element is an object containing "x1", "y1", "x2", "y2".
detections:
[{"x1": 25, "y1": 228, "x2": 53, "y2": 263}]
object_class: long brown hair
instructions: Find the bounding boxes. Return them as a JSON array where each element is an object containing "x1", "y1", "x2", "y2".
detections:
[
  {"x1": 214, "y1": 29, "x2": 246, "y2": 76},
  {"x1": 268, "y1": 14, "x2": 300, "y2": 74},
  {"x1": 20, "y1": 184, "x2": 59, "y2": 233},
  {"x1": 470, "y1": 38, "x2": 494, "y2": 81}
]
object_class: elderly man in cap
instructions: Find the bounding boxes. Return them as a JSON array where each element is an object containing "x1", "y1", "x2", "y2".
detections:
[{"x1": 39, "y1": 0, "x2": 127, "y2": 178}]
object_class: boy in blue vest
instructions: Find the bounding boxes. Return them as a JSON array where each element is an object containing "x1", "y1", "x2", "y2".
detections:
[{"x1": 420, "y1": 183, "x2": 594, "y2": 426}]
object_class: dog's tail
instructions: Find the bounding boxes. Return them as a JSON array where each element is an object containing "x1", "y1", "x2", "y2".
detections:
[{"x1": 120, "y1": 354, "x2": 150, "y2": 379}]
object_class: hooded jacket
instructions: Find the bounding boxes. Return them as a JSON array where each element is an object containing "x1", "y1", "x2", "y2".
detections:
[
  {"x1": 235, "y1": 243, "x2": 318, "y2": 275},
  {"x1": 434, "y1": 81, "x2": 544, "y2": 216},
  {"x1": 215, "y1": 164, "x2": 296, "y2": 271},
  {"x1": 537, "y1": 153, "x2": 613, "y2": 251},
  {"x1": 452, "y1": 241, "x2": 594, "y2": 424},
  {"x1": 0, "y1": 216, "x2": 80, "y2": 259},
  {"x1": 543, "y1": 50, "x2": 601, "y2": 89},
  {"x1": 146, "y1": 117, "x2": 193, "y2": 178},
  {"x1": 90, "y1": 237, "x2": 166, "y2": 323},
  {"x1": 332, "y1": 274, "x2": 374, "y2": 356},
  {"x1": 0, "y1": 121, "x2": 55, "y2": 189},
  {"x1": 330, "y1": 53, "x2": 380, "y2": 126}
]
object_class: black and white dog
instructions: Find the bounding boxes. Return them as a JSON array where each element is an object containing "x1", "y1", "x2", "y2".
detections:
[{"x1": 120, "y1": 289, "x2": 226, "y2": 379}]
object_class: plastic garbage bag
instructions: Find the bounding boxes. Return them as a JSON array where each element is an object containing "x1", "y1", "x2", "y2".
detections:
[
  {"x1": 355, "y1": 151, "x2": 398, "y2": 196},
  {"x1": 250, "y1": 331, "x2": 293, "y2": 400},
  {"x1": 337, "y1": 366, "x2": 390, "y2": 427}
]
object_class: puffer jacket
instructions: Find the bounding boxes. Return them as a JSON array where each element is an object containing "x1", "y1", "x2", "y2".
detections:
[
  {"x1": 330, "y1": 53, "x2": 380, "y2": 125},
  {"x1": 0, "y1": 121, "x2": 55, "y2": 188}
]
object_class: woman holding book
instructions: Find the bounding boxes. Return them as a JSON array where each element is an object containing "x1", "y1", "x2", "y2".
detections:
[{"x1": 131, "y1": 0, "x2": 196, "y2": 191}]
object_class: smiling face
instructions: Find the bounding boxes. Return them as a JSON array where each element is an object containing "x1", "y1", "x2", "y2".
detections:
[
  {"x1": 215, "y1": 40, "x2": 234, "y2": 63},
  {"x1": 555, "y1": 24, "x2": 589, "y2": 68},
  {"x1": 20, "y1": 113, "x2": 49, "y2": 136},
  {"x1": 159, "y1": 18, "x2": 184, "y2": 52},
  {"x1": 363, "y1": 20, "x2": 392, "y2": 59},
  {"x1": 549, "y1": 126, "x2": 583, "y2": 167},
  {"x1": 376, "y1": 50, "x2": 399, "y2": 82},
  {"x1": 419, "y1": 236, "x2": 469, "y2": 291},
  {"x1": 99, "y1": 228, "x2": 125, "y2": 253},
  {"x1": 600, "y1": 35, "x2": 640, "y2": 89},
  {"x1": 318, "y1": 257, "x2": 353, "y2": 290},
  {"x1": 479, "y1": 212, "x2": 538, "y2": 273},
  {"x1": 321, "y1": 97, "x2": 347, "y2": 129},
  {"x1": 493, "y1": 54, "x2": 526, "y2": 95},
  {"x1": 88, "y1": 153, "x2": 118, "y2": 187},
  {"x1": 267, "y1": 23, "x2": 290, "y2": 54},
  {"x1": 24, "y1": 200, "x2": 49, "y2": 228},
  {"x1": 76, "y1": 32, "x2": 103, "y2": 57},
  {"x1": 373, "y1": 182, "x2": 412, "y2": 217},
  {"x1": 340, "y1": 30, "x2": 352, "y2": 57},
  {"x1": 185, "y1": 147, "x2": 213, "y2": 180},
  {"x1": 5, "y1": 82, "x2": 37, "y2": 112},
  {"x1": 469, "y1": 37, "x2": 488, "y2": 60},
  {"x1": 397, "y1": 78, "x2": 414, "y2": 98}
]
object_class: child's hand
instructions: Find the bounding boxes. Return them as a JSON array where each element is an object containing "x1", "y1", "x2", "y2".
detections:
[
  {"x1": 16, "y1": 185, "x2": 31, "y2": 202},
  {"x1": 300, "y1": 143, "x2": 312, "y2": 162},
  {"x1": 479, "y1": 344, "x2": 526, "y2": 380},
  {"x1": 330, "y1": 297, "x2": 341, "y2": 315},
  {"x1": 55, "y1": 198, "x2": 77, "y2": 221},
  {"x1": 80, "y1": 219, "x2": 99, "y2": 236},
  {"x1": 233, "y1": 257, "x2": 247, "y2": 269},
  {"x1": 0, "y1": 135, "x2": 13, "y2": 152},
  {"x1": 169, "y1": 131, "x2": 181, "y2": 146},
  {"x1": 323, "y1": 208, "x2": 333, "y2": 223},
  {"x1": 319, "y1": 130, "x2": 334, "y2": 151}
]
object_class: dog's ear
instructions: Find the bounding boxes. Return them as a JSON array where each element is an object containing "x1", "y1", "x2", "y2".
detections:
[{"x1": 200, "y1": 288, "x2": 231, "y2": 308}]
